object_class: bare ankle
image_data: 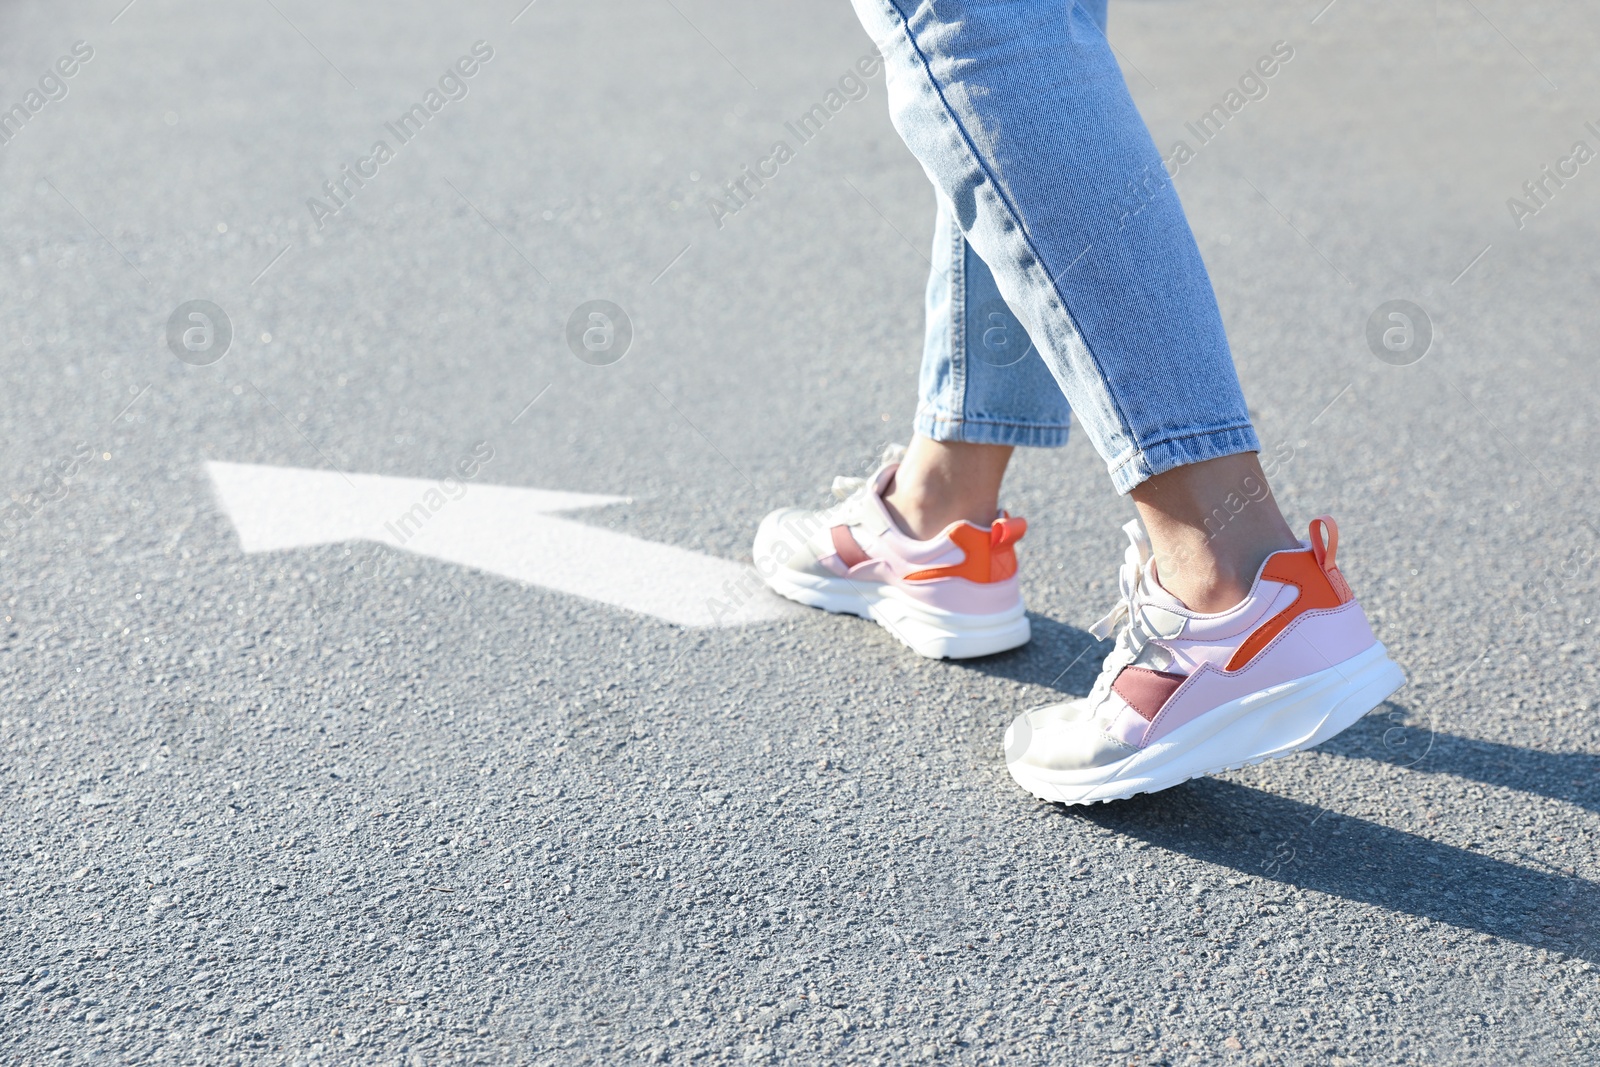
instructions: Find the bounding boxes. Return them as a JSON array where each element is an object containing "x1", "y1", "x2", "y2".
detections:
[
  {"x1": 880, "y1": 437, "x2": 1013, "y2": 541},
  {"x1": 1129, "y1": 452, "x2": 1300, "y2": 613},
  {"x1": 1151, "y1": 551, "x2": 1259, "y2": 613}
]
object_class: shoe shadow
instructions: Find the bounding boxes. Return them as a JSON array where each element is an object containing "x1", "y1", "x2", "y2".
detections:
[
  {"x1": 1317, "y1": 701, "x2": 1600, "y2": 815},
  {"x1": 1065, "y1": 776, "x2": 1600, "y2": 962},
  {"x1": 956, "y1": 613, "x2": 1105, "y2": 696}
]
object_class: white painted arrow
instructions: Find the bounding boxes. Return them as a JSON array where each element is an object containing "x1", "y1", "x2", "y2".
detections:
[{"x1": 204, "y1": 462, "x2": 795, "y2": 628}]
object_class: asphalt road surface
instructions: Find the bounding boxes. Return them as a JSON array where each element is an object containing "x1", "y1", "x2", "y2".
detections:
[{"x1": 3, "y1": 1, "x2": 1599, "y2": 1064}]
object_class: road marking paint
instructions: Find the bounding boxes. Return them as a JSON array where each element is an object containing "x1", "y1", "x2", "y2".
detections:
[{"x1": 205, "y1": 462, "x2": 795, "y2": 628}]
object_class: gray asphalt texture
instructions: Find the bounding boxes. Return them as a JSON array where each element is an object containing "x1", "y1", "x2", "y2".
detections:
[{"x1": 3, "y1": 0, "x2": 1599, "y2": 1064}]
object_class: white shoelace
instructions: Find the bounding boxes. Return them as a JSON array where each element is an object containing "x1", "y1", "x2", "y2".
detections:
[{"x1": 1083, "y1": 552, "x2": 1160, "y2": 714}]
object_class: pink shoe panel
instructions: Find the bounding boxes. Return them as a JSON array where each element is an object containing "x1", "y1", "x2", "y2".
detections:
[{"x1": 1143, "y1": 601, "x2": 1379, "y2": 746}]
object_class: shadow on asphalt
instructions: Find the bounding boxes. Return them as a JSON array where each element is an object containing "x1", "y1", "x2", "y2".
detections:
[
  {"x1": 968, "y1": 636, "x2": 1600, "y2": 959},
  {"x1": 1068, "y1": 752, "x2": 1600, "y2": 962},
  {"x1": 957, "y1": 613, "x2": 1104, "y2": 696},
  {"x1": 1318, "y1": 706, "x2": 1600, "y2": 815}
]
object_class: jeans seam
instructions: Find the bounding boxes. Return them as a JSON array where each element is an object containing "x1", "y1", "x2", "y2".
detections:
[
  {"x1": 923, "y1": 411, "x2": 1072, "y2": 431},
  {"x1": 881, "y1": 0, "x2": 1143, "y2": 454},
  {"x1": 948, "y1": 217, "x2": 968, "y2": 423}
]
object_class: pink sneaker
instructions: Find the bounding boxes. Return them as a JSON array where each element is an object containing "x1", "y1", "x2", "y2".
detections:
[
  {"x1": 753, "y1": 447, "x2": 1031, "y2": 659},
  {"x1": 1004, "y1": 515, "x2": 1404, "y2": 804}
]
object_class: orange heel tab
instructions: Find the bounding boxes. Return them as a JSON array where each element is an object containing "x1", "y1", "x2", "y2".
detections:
[
  {"x1": 903, "y1": 514, "x2": 1025, "y2": 584},
  {"x1": 1309, "y1": 516, "x2": 1354, "y2": 605},
  {"x1": 1223, "y1": 518, "x2": 1356, "y2": 671},
  {"x1": 991, "y1": 513, "x2": 1027, "y2": 548}
]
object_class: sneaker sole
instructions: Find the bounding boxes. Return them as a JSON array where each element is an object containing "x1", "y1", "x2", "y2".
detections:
[
  {"x1": 760, "y1": 564, "x2": 1030, "y2": 660},
  {"x1": 1005, "y1": 642, "x2": 1405, "y2": 804}
]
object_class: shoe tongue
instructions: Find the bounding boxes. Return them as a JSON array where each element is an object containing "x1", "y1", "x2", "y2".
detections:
[
  {"x1": 1123, "y1": 517, "x2": 1187, "y2": 612},
  {"x1": 872, "y1": 461, "x2": 898, "y2": 496}
]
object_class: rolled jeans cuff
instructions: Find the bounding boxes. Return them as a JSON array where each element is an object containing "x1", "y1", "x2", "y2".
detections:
[
  {"x1": 915, "y1": 408, "x2": 1072, "y2": 449},
  {"x1": 1108, "y1": 422, "x2": 1262, "y2": 495}
]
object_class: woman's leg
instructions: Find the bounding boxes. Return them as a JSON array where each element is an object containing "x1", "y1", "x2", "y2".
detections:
[
  {"x1": 885, "y1": 6, "x2": 1104, "y2": 543},
  {"x1": 884, "y1": 193, "x2": 1070, "y2": 539},
  {"x1": 751, "y1": 197, "x2": 1054, "y2": 657},
  {"x1": 845, "y1": 0, "x2": 1404, "y2": 802},
  {"x1": 850, "y1": 0, "x2": 1297, "y2": 605},
  {"x1": 851, "y1": 0, "x2": 1252, "y2": 488}
]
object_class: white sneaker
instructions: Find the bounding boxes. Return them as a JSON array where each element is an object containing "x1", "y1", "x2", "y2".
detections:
[
  {"x1": 1004, "y1": 515, "x2": 1405, "y2": 804},
  {"x1": 753, "y1": 446, "x2": 1032, "y2": 659}
]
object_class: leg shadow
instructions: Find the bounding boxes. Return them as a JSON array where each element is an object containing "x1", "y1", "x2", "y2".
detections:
[
  {"x1": 957, "y1": 614, "x2": 1104, "y2": 696},
  {"x1": 1318, "y1": 701, "x2": 1600, "y2": 815},
  {"x1": 1070, "y1": 777, "x2": 1600, "y2": 962}
]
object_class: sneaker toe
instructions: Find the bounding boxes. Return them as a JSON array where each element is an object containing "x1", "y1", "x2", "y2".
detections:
[{"x1": 1004, "y1": 703, "x2": 1136, "y2": 774}]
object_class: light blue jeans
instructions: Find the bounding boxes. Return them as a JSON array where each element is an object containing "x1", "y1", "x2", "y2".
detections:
[{"x1": 862, "y1": 0, "x2": 1261, "y2": 493}]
